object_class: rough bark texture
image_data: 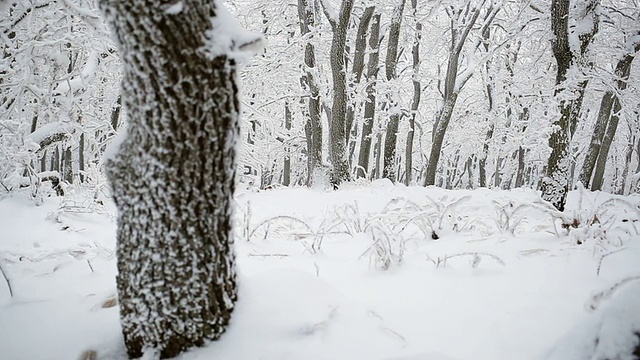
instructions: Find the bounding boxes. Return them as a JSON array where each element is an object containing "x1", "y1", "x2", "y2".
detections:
[
  {"x1": 324, "y1": 0, "x2": 354, "y2": 185},
  {"x1": 382, "y1": 0, "x2": 406, "y2": 182},
  {"x1": 356, "y1": 13, "x2": 381, "y2": 179},
  {"x1": 298, "y1": 0, "x2": 323, "y2": 185},
  {"x1": 100, "y1": 0, "x2": 238, "y2": 357},
  {"x1": 541, "y1": 0, "x2": 598, "y2": 211}
]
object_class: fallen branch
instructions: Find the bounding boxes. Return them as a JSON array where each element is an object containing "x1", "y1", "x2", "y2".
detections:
[
  {"x1": 0, "y1": 262, "x2": 13, "y2": 298},
  {"x1": 586, "y1": 275, "x2": 640, "y2": 311}
]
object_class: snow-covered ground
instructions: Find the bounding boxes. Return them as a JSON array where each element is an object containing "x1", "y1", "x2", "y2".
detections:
[{"x1": 0, "y1": 181, "x2": 639, "y2": 360}]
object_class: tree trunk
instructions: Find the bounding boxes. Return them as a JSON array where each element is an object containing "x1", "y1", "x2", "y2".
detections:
[
  {"x1": 579, "y1": 38, "x2": 639, "y2": 189},
  {"x1": 479, "y1": 124, "x2": 493, "y2": 187},
  {"x1": 591, "y1": 97, "x2": 621, "y2": 191},
  {"x1": 298, "y1": 0, "x2": 323, "y2": 186},
  {"x1": 382, "y1": 0, "x2": 407, "y2": 182},
  {"x1": 356, "y1": 13, "x2": 381, "y2": 179},
  {"x1": 541, "y1": 0, "x2": 598, "y2": 210},
  {"x1": 345, "y1": 6, "x2": 374, "y2": 152},
  {"x1": 423, "y1": 3, "x2": 494, "y2": 186},
  {"x1": 100, "y1": 0, "x2": 243, "y2": 357},
  {"x1": 323, "y1": 0, "x2": 354, "y2": 186},
  {"x1": 79, "y1": 132, "x2": 85, "y2": 183},
  {"x1": 110, "y1": 95, "x2": 121, "y2": 133},
  {"x1": 405, "y1": 0, "x2": 421, "y2": 186},
  {"x1": 283, "y1": 101, "x2": 292, "y2": 186}
]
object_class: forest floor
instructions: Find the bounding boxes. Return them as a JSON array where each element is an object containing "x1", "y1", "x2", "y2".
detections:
[{"x1": 0, "y1": 180, "x2": 639, "y2": 360}]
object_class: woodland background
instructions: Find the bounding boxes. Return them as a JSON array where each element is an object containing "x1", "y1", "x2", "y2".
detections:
[{"x1": 1, "y1": 0, "x2": 639, "y2": 201}]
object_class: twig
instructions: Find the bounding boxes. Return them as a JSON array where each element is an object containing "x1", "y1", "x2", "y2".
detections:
[
  {"x1": 247, "y1": 253, "x2": 290, "y2": 257},
  {"x1": 586, "y1": 275, "x2": 640, "y2": 311},
  {"x1": 596, "y1": 248, "x2": 626, "y2": 276},
  {"x1": 248, "y1": 215, "x2": 313, "y2": 240},
  {"x1": 86, "y1": 259, "x2": 94, "y2": 273},
  {"x1": 0, "y1": 262, "x2": 13, "y2": 297}
]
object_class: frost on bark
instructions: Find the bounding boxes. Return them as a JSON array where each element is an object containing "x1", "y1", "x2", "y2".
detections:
[
  {"x1": 541, "y1": 0, "x2": 598, "y2": 210},
  {"x1": 346, "y1": 6, "x2": 374, "y2": 165},
  {"x1": 298, "y1": 0, "x2": 323, "y2": 186},
  {"x1": 356, "y1": 13, "x2": 381, "y2": 179},
  {"x1": 404, "y1": 0, "x2": 421, "y2": 186},
  {"x1": 382, "y1": 0, "x2": 406, "y2": 182},
  {"x1": 322, "y1": 0, "x2": 354, "y2": 186},
  {"x1": 424, "y1": 2, "x2": 497, "y2": 186},
  {"x1": 100, "y1": 0, "x2": 241, "y2": 357},
  {"x1": 580, "y1": 34, "x2": 639, "y2": 191}
]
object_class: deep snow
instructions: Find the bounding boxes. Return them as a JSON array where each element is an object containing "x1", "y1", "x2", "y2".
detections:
[{"x1": 0, "y1": 181, "x2": 639, "y2": 360}]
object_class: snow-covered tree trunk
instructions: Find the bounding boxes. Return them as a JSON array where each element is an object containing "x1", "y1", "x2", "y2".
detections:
[
  {"x1": 298, "y1": 0, "x2": 323, "y2": 186},
  {"x1": 580, "y1": 36, "x2": 639, "y2": 190},
  {"x1": 322, "y1": 0, "x2": 354, "y2": 185},
  {"x1": 382, "y1": 0, "x2": 406, "y2": 182},
  {"x1": 405, "y1": 0, "x2": 421, "y2": 186},
  {"x1": 541, "y1": 0, "x2": 598, "y2": 210},
  {"x1": 357, "y1": 12, "x2": 381, "y2": 179},
  {"x1": 423, "y1": 2, "x2": 496, "y2": 186},
  {"x1": 346, "y1": 6, "x2": 374, "y2": 167},
  {"x1": 100, "y1": 0, "x2": 247, "y2": 357}
]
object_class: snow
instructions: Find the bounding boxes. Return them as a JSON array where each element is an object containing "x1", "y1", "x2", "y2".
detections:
[
  {"x1": 203, "y1": 0, "x2": 264, "y2": 60},
  {"x1": 164, "y1": 1, "x2": 183, "y2": 15},
  {"x1": 26, "y1": 122, "x2": 73, "y2": 148},
  {"x1": 319, "y1": 0, "x2": 338, "y2": 24},
  {"x1": 0, "y1": 184, "x2": 639, "y2": 359}
]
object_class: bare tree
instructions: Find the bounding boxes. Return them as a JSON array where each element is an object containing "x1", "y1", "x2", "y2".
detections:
[
  {"x1": 357, "y1": 12, "x2": 381, "y2": 179},
  {"x1": 404, "y1": 0, "x2": 422, "y2": 186},
  {"x1": 321, "y1": 0, "x2": 354, "y2": 185},
  {"x1": 346, "y1": 6, "x2": 375, "y2": 166},
  {"x1": 382, "y1": 0, "x2": 407, "y2": 182},
  {"x1": 541, "y1": 0, "x2": 599, "y2": 210},
  {"x1": 580, "y1": 31, "x2": 640, "y2": 190},
  {"x1": 423, "y1": 1, "x2": 498, "y2": 186},
  {"x1": 298, "y1": 0, "x2": 323, "y2": 185}
]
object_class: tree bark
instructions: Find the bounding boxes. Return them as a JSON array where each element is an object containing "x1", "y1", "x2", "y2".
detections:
[
  {"x1": 382, "y1": 0, "x2": 407, "y2": 182},
  {"x1": 405, "y1": 0, "x2": 422, "y2": 186},
  {"x1": 298, "y1": 0, "x2": 323, "y2": 186},
  {"x1": 100, "y1": 0, "x2": 240, "y2": 357},
  {"x1": 423, "y1": 2, "x2": 495, "y2": 186},
  {"x1": 541, "y1": 0, "x2": 598, "y2": 210},
  {"x1": 323, "y1": 0, "x2": 354, "y2": 186},
  {"x1": 345, "y1": 6, "x2": 374, "y2": 151},
  {"x1": 579, "y1": 36, "x2": 639, "y2": 189},
  {"x1": 356, "y1": 13, "x2": 381, "y2": 179},
  {"x1": 283, "y1": 101, "x2": 292, "y2": 186}
]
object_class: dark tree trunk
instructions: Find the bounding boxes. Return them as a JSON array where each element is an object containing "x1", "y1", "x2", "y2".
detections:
[
  {"x1": 110, "y1": 95, "x2": 121, "y2": 133},
  {"x1": 580, "y1": 37, "x2": 639, "y2": 189},
  {"x1": 79, "y1": 133, "x2": 85, "y2": 183},
  {"x1": 323, "y1": 0, "x2": 354, "y2": 186},
  {"x1": 357, "y1": 13, "x2": 381, "y2": 179},
  {"x1": 283, "y1": 101, "x2": 292, "y2": 186},
  {"x1": 405, "y1": 0, "x2": 422, "y2": 186},
  {"x1": 591, "y1": 97, "x2": 621, "y2": 191},
  {"x1": 424, "y1": 3, "x2": 496, "y2": 186},
  {"x1": 382, "y1": 0, "x2": 406, "y2": 182},
  {"x1": 298, "y1": 0, "x2": 322, "y2": 186},
  {"x1": 100, "y1": 0, "x2": 242, "y2": 357},
  {"x1": 541, "y1": 0, "x2": 598, "y2": 210},
  {"x1": 345, "y1": 6, "x2": 374, "y2": 151}
]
